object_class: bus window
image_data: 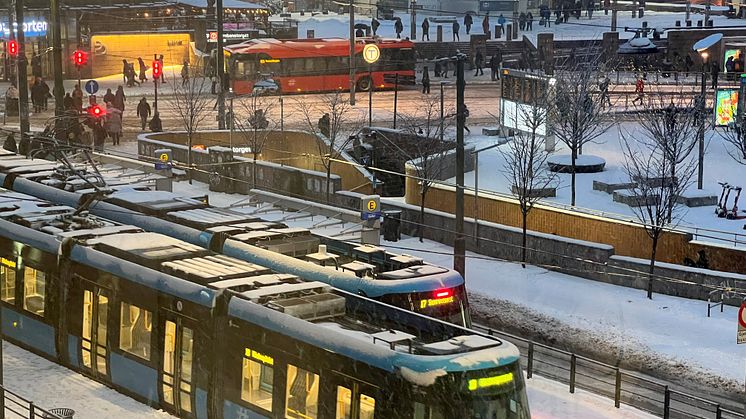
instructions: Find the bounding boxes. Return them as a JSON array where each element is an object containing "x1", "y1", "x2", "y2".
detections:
[
  {"x1": 241, "y1": 347, "x2": 274, "y2": 412},
  {"x1": 257, "y1": 54, "x2": 281, "y2": 76},
  {"x1": 1, "y1": 257, "x2": 16, "y2": 304},
  {"x1": 22, "y1": 266, "x2": 45, "y2": 316},
  {"x1": 286, "y1": 364, "x2": 319, "y2": 419}
]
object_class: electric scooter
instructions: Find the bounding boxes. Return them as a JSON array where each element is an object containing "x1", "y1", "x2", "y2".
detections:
[
  {"x1": 718, "y1": 186, "x2": 733, "y2": 218},
  {"x1": 726, "y1": 187, "x2": 746, "y2": 220},
  {"x1": 716, "y1": 181, "x2": 730, "y2": 215}
]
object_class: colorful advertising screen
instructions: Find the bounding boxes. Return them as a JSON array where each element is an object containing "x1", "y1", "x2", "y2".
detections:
[
  {"x1": 715, "y1": 89, "x2": 739, "y2": 126},
  {"x1": 724, "y1": 49, "x2": 741, "y2": 72}
]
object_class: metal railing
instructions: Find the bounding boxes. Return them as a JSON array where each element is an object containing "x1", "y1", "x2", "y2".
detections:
[
  {"x1": 0, "y1": 385, "x2": 62, "y2": 419},
  {"x1": 473, "y1": 323, "x2": 742, "y2": 418}
]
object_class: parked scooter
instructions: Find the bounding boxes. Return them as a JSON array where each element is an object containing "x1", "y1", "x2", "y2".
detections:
[
  {"x1": 715, "y1": 181, "x2": 729, "y2": 215},
  {"x1": 717, "y1": 185, "x2": 733, "y2": 218},
  {"x1": 726, "y1": 187, "x2": 746, "y2": 220}
]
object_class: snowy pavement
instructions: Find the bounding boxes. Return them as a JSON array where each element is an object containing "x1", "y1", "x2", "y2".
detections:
[
  {"x1": 278, "y1": 9, "x2": 746, "y2": 45},
  {"x1": 3, "y1": 343, "x2": 173, "y2": 419}
]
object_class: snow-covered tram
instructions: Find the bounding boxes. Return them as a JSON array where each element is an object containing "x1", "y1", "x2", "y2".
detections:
[
  {"x1": 0, "y1": 157, "x2": 471, "y2": 327},
  {"x1": 0, "y1": 189, "x2": 530, "y2": 419}
]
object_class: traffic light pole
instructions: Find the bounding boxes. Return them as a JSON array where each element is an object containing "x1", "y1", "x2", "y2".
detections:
[
  {"x1": 14, "y1": 0, "x2": 30, "y2": 144},
  {"x1": 454, "y1": 54, "x2": 466, "y2": 280},
  {"x1": 216, "y1": 0, "x2": 226, "y2": 130},
  {"x1": 153, "y1": 54, "x2": 159, "y2": 113},
  {"x1": 51, "y1": 0, "x2": 65, "y2": 129}
]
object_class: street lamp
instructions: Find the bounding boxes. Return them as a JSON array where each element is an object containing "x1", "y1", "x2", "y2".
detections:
[{"x1": 693, "y1": 33, "x2": 722, "y2": 189}]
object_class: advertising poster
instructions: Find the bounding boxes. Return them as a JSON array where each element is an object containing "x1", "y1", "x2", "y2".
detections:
[
  {"x1": 724, "y1": 48, "x2": 741, "y2": 72},
  {"x1": 715, "y1": 89, "x2": 739, "y2": 126}
]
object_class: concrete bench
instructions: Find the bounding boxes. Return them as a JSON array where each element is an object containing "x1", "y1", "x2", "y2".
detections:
[
  {"x1": 592, "y1": 180, "x2": 638, "y2": 194},
  {"x1": 511, "y1": 185, "x2": 556, "y2": 198}
]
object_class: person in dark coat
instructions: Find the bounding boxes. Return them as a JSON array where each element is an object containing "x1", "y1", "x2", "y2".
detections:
[
  {"x1": 39, "y1": 78, "x2": 50, "y2": 110},
  {"x1": 113, "y1": 86, "x2": 126, "y2": 112},
  {"x1": 92, "y1": 120, "x2": 107, "y2": 152},
  {"x1": 72, "y1": 84, "x2": 84, "y2": 113},
  {"x1": 181, "y1": 60, "x2": 190, "y2": 86},
  {"x1": 371, "y1": 18, "x2": 380, "y2": 36},
  {"x1": 3, "y1": 133, "x2": 17, "y2": 153},
  {"x1": 31, "y1": 54, "x2": 42, "y2": 78},
  {"x1": 526, "y1": 12, "x2": 534, "y2": 30},
  {"x1": 474, "y1": 50, "x2": 484, "y2": 76},
  {"x1": 318, "y1": 113, "x2": 331, "y2": 138},
  {"x1": 122, "y1": 59, "x2": 129, "y2": 85},
  {"x1": 63, "y1": 92, "x2": 74, "y2": 110},
  {"x1": 434, "y1": 57, "x2": 442, "y2": 77},
  {"x1": 453, "y1": 21, "x2": 460, "y2": 41},
  {"x1": 464, "y1": 13, "x2": 473, "y2": 34},
  {"x1": 136, "y1": 97, "x2": 152, "y2": 131},
  {"x1": 422, "y1": 66, "x2": 430, "y2": 94},
  {"x1": 485, "y1": 13, "x2": 493, "y2": 37},
  {"x1": 490, "y1": 52, "x2": 502, "y2": 81},
  {"x1": 422, "y1": 18, "x2": 430, "y2": 41},
  {"x1": 355, "y1": 28, "x2": 364, "y2": 37},
  {"x1": 158, "y1": 54, "x2": 166, "y2": 83},
  {"x1": 31, "y1": 78, "x2": 44, "y2": 113},
  {"x1": 149, "y1": 112, "x2": 163, "y2": 132},
  {"x1": 103, "y1": 88, "x2": 115, "y2": 105},
  {"x1": 137, "y1": 57, "x2": 148, "y2": 83},
  {"x1": 394, "y1": 18, "x2": 403, "y2": 39},
  {"x1": 711, "y1": 60, "x2": 720, "y2": 90},
  {"x1": 519, "y1": 12, "x2": 527, "y2": 30}
]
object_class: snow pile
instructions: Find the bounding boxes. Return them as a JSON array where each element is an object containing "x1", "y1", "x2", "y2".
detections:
[{"x1": 399, "y1": 366, "x2": 447, "y2": 386}]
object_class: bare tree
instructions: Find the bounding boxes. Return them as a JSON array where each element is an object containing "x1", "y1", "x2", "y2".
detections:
[
  {"x1": 720, "y1": 120, "x2": 746, "y2": 166},
  {"x1": 398, "y1": 95, "x2": 455, "y2": 242},
  {"x1": 621, "y1": 107, "x2": 698, "y2": 300},
  {"x1": 296, "y1": 92, "x2": 359, "y2": 203},
  {"x1": 551, "y1": 57, "x2": 613, "y2": 206},
  {"x1": 637, "y1": 90, "x2": 702, "y2": 222},
  {"x1": 233, "y1": 94, "x2": 277, "y2": 188},
  {"x1": 502, "y1": 102, "x2": 556, "y2": 266},
  {"x1": 170, "y1": 66, "x2": 211, "y2": 184}
]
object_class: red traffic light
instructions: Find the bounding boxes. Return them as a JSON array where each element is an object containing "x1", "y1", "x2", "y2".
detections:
[
  {"x1": 152, "y1": 60, "x2": 162, "y2": 79},
  {"x1": 8, "y1": 40, "x2": 18, "y2": 57},
  {"x1": 73, "y1": 50, "x2": 88, "y2": 67},
  {"x1": 87, "y1": 105, "x2": 105, "y2": 118}
]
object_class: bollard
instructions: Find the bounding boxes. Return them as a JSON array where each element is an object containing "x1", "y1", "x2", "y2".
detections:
[
  {"x1": 614, "y1": 369, "x2": 622, "y2": 408},
  {"x1": 569, "y1": 354, "x2": 576, "y2": 393},
  {"x1": 495, "y1": 25, "x2": 502, "y2": 39},
  {"x1": 638, "y1": 6, "x2": 644, "y2": 17},
  {"x1": 527, "y1": 342, "x2": 534, "y2": 378},
  {"x1": 663, "y1": 386, "x2": 670, "y2": 419},
  {"x1": 675, "y1": 20, "x2": 681, "y2": 27},
  {"x1": 686, "y1": 19, "x2": 692, "y2": 26},
  {"x1": 437, "y1": 25, "x2": 443, "y2": 42},
  {"x1": 697, "y1": 20, "x2": 703, "y2": 27},
  {"x1": 506, "y1": 24, "x2": 512, "y2": 40},
  {"x1": 512, "y1": 19, "x2": 518, "y2": 38}
]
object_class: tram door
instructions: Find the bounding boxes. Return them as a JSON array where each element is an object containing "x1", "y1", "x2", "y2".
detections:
[
  {"x1": 81, "y1": 287, "x2": 110, "y2": 379},
  {"x1": 160, "y1": 311, "x2": 195, "y2": 416}
]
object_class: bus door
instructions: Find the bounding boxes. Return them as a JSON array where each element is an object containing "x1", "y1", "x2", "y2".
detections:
[
  {"x1": 159, "y1": 309, "x2": 196, "y2": 416},
  {"x1": 331, "y1": 373, "x2": 378, "y2": 419},
  {"x1": 81, "y1": 285, "x2": 110, "y2": 380}
]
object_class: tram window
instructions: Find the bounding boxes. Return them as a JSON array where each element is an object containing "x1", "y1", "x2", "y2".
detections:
[
  {"x1": 335, "y1": 386, "x2": 352, "y2": 419},
  {"x1": 119, "y1": 302, "x2": 152, "y2": 360},
  {"x1": 0, "y1": 258, "x2": 16, "y2": 304},
  {"x1": 241, "y1": 356, "x2": 274, "y2": 412},
  {"x1": 285, "y1": 364, "x2": 319, "y2": 419},
  {"x1": 22, "y1": 267, "x2": 45, "y2": 316},
  {"x1": 359, "y1": 394, "x2": 375, "y2": 419},
  {"x1": 413, "y1": 402, "x2": 444, "y2": 419}
]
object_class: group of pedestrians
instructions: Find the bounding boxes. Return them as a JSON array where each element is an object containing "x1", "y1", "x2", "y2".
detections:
[
  {"x1": 122, "y1": 55, "x2": 165, "y2": 87},
  {"x1": 30, "y1": 77, "x2": 51, "y2": 113}
]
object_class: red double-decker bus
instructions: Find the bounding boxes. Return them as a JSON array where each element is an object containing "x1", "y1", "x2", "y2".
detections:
[{"x1": 224, "y1": 37, "x2": 416, "y2": 95}]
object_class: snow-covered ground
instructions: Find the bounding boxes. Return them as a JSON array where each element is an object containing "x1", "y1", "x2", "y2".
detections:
[
  {"x1": 275, "y1": 9, "x2": 746, "y2": 45},
  {"x1": 446, "y1": 122, "x2": 746, "y2": 244},
  {"x1": 1, "y1": 323, "x2": 653, "y2": 418},
  {"x1": 3, "y1": 343, "x2": 173, "y2": 419}
]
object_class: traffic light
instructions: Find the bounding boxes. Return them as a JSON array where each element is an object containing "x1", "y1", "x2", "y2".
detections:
[
  {"x1": 7, "y1": 40, "x2": 18, "y2": 57},
  {"x1": 152, "y1": 60, "x2": 162, "y2": 80},
  {"x1": 87, "y1": 105, "x2": 105, "y2": 119},
  {"x1": 73, "y1": 50, "x2": 88, "y2": 67}
]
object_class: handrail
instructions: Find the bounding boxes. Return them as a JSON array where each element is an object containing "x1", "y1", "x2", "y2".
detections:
[
  {"x1": 472, "y1": 322, "x2": 741, "y2": 418},
  {"x1": 0, "y1": 383, "x2": 63, "y2": 419}
]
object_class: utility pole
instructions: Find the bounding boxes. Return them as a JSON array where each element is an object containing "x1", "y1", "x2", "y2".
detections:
[
  {"x1": 410, "y1": 0, "x2": 417, "y2": 41},
  {"x1": 51, "y1": 0, "x2": 64, "y2": 131},
  {"x1": 454, "y1": 54, "x2": 466, "y2": 279},
  {"x1": 349, "y1": 0, "x2": 356, "y2": 106},
  {"x1": 7, "y1": 2, "x2": 14, "y2": 83},
  {"x1": 217, "y1": 0, "x2": 226, "y2": 129},
  {"x1": 14, "y1": 0, "x2": 30, "y2": 145},
  {"x1": 393, "y1": 74, "x2": 398, "y2": 129}
]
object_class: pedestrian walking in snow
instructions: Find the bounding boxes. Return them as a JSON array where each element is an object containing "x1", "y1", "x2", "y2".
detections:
[
  {"x1": 422, "y1": 18, "x2": 430, "y2": 41},
  {"x1": 394, "y1": 18, "x2": 403, "y2": 39},
  {"x1": 464, "y1": 13, "x2": 473, "y2": 34},
  {"x1": 453, "y1": 21, "x2": 460, "y2": 41},
  {"x1": 136, "y1": 97, "x2": 151, "y2": 131},
  {"x1": 138, "y1": 57, "x2": 148, "y2": 83},
  {"x1": 474, "y1": 50, "x2": 484, "y2": 76},
  {"x1": 422, "y1": 66, "x2": 431, "y2": 94}
]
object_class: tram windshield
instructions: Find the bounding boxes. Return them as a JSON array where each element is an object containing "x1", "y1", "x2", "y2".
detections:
[{"x1": 380, "y1": 284, "x2": 469, "y2": 326}]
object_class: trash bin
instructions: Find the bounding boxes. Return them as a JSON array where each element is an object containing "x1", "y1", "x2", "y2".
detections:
[
  {"x1": 382, "y1": 210, "x2": 401, "y2": 242},
  {"x1": 46, "y1": 408, "x2": 75, "y2": 419}
]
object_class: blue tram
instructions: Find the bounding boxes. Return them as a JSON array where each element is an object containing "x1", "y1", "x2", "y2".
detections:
[
  {"x1": 0, "y1": 155, "x2": 470, "y2": 326},
  {"x1": 0, "y1": 189, "x2": 529, "y2": 418}
]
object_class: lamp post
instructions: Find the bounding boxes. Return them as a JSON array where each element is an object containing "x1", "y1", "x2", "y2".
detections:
[{"x1": 698, "y1": 50, "x2": 709, "y2": 190}]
